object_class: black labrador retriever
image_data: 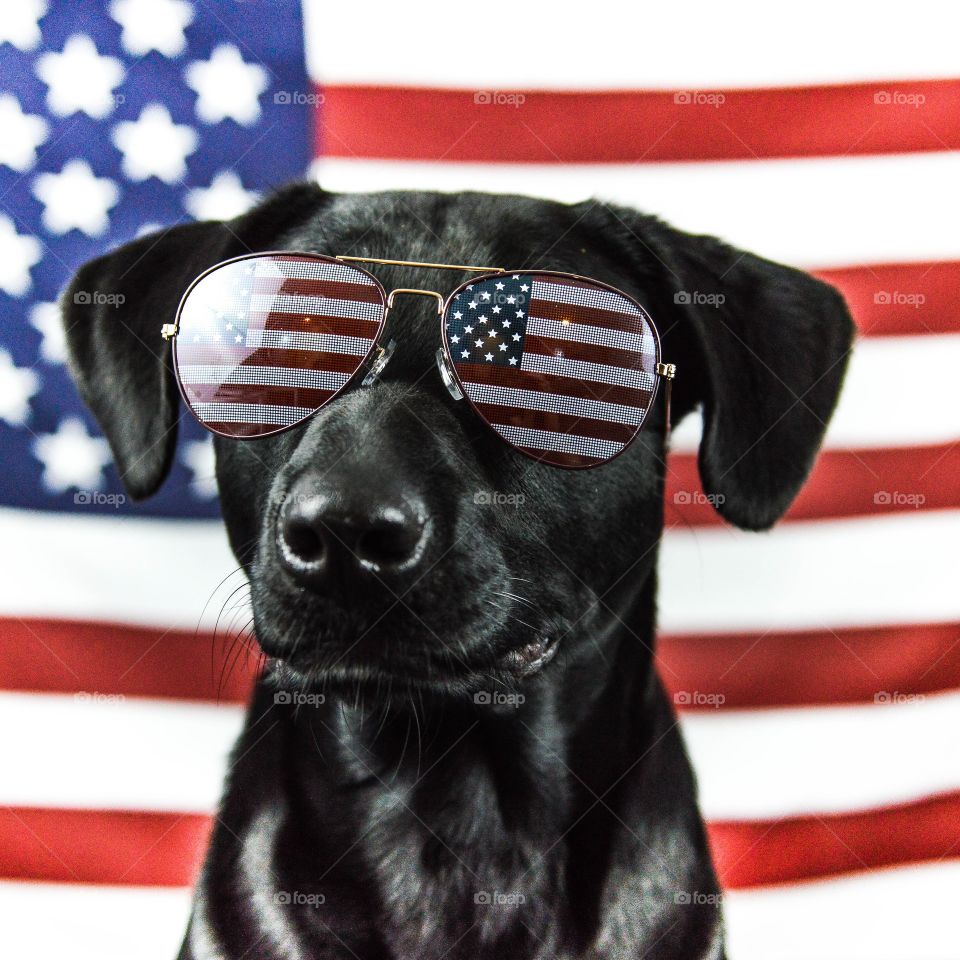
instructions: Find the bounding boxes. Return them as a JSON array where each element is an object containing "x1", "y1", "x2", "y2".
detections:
[{"x1": 62, "y1": 184, "x2": 853, "y2": 959}]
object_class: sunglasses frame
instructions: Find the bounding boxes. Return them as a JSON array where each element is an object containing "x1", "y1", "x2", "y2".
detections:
[{"x1": 163, "y1": 252, "x2": 676, "y2": 465}]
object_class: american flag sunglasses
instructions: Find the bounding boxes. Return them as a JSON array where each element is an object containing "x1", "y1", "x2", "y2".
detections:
[{"x1": 163, "y1": 252, "x2": 676, "y2": 469}]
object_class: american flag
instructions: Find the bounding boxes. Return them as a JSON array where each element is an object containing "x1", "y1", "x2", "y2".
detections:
[
  {"x1": 1, "y1": 2, "x2": 959, "y2": 958},
  {"x1": 447, "y1": 273, "x2": 658, "y2": 465}
]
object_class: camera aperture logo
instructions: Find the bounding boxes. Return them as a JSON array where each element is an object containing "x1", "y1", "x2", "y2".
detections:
[{"x1": 73, "y1": 290, "x2": 125, "y2": 308}]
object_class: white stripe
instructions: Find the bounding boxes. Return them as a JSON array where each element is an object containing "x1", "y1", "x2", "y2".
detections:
[
  {"x1": 245, "y1": 327, "x2": 374, "y2": 355},
  {"x1": 303, "y1": 0, "x2": 960, "y2": 88},
  {"x1": 1, "y1": 509, "x2": 958, "y2": 635},
  {"x1": 463, "y1": 381, "x2": 646, "y2": 426},
  {"x1": 532, "y1": 278, "x2": 639, "y2": 316},
  {"x1": 260, "y1": 258, "x2": 377, "y2": 285},
  {"x1": 6, "y1": 687, "x2": 960, "y2": 822},
  {"x1": 724, "y1": 860, "x2": 960, "y2": 960},
  {"x1": 658, "y1": 510, "x2": 960, "y2": 634},
  {"x1": 0, "y1": 691, "x2": 243, "y2": 811},
  {"x1": 177, "y1": 365, "x2": 350, "y2": 393},
  {"x1": 670, "y1": 333, "x2": 960, "y2": 453},
  {"x1": 193, "y1": 402, "x2": 313, "y2": 425},
  {"x1": 526, "y1": 315, "x2": 652, "y2": 354},
  {"x1": 312, "y1": 153, "x2": 960, "y2": 268},
  {"x1": 494, "y1": 423, "x2": 624, "y2": 460},
  {"x1": 521, "y1": 351, "x2": 657, "y2": 390},
  {"x1": 0, "y1": 882, "x2": 192, "y2": 960},
  {"x1": 1, "y1": 863, "x2": 955, "y2": 960},
  {"x1": 683, "y1": 689, "x2": 960, "y2": 819},
  {"x1": 249, "y1": 293, "x2": 382, "y2": 323}
]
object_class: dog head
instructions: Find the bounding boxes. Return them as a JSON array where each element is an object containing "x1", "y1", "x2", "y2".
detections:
[{"x1": 62, "y1": 184, "x2": 853, "y2": 697}]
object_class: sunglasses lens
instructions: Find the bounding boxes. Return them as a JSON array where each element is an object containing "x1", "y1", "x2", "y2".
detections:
[
  {"x1": 443, "y1": 273, "x2": 659, "y2": 467},
  {"x1": 174, "y1": 255, "x2": 385, "y2": 438}
]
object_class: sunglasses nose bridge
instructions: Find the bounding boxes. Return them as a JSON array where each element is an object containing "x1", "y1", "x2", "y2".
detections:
[{"x1": 385, "y1": 288, "x2": 444, "y2": 313}]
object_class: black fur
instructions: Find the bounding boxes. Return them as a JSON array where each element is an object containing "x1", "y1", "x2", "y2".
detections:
[{"x1": 62, "y1": 184, "x2": 853, "y2": 959}]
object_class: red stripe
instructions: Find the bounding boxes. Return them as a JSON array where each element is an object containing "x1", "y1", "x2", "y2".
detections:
[
  {"x1": 458, "y1": 360, "x2": 653, "y2": 407},
  {"x1": 186, "y1": 383, "x2": 336, "y2": 409},
  {"x1": 5, "y1": 793, "x2": 959, "y2": 888},
  {"x1": 707, "y1": 791, "x2": 960, "y2": 889},
  {"x1": 178, "y1": 346, "x2": 369, "y2": 373},
  {"x1": 315, "y1": 80, "x2": 960, "y2": 163},
  {"x1": 473, "y1": 401, "x2": 638, "y2": 444},
  {"x1": 665, "y1": 444, "x2": 960, "y2": 525},
  {"x1": 0, "y1": 807, "x2": 210, "y2": 886},
  {"x1": 528, "y1": 297, "x2": 649, "y2": 335},
  {"x1": 813, "y1": 261, "x2": 960, "y2": 337},
  {"x1": 4, "y1": 618, "x2": 960, "y2": 709},
  {"x1": 658, "y1": 621, "x2": 960, "y2": 709}
]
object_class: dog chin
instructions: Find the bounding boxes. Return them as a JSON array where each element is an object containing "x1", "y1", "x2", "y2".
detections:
[{"x1": 260, "y1": 630, "x2": 560, "y2": 699}]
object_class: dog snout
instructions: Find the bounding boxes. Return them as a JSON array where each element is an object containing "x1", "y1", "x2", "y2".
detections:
[{"x1": 277, "y1": 475, "x2": 429, "y2": 588}]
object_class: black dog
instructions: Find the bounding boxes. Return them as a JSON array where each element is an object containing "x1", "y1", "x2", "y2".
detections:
[{"x1": 63, "y1": 184, "x2": 852, "y2": 959}]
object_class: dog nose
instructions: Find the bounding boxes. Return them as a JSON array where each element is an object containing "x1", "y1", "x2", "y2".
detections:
[{"x1": 277, "y1": 483, "x2": 428, "y2": 587}]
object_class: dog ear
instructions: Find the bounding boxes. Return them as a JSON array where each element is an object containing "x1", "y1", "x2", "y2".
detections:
[
  {"x1": 608, "y1": 210, "x2": 855, "y2": 531},
  {"x1": 62, "y1": 183, "x2": 330, "y2": 500}
]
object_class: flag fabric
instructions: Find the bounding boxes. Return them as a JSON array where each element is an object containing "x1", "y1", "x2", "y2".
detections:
[{"x1": 1, "y1": 2, "x2": 959, "y2": 958}]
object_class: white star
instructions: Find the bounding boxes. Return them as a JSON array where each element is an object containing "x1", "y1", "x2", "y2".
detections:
[
  {"x1": 453, "y1": 311, "x2": 463, "y2": 320},
  {"x1": 466, "y1": 284, "x2": 474, "y2": 290},
  {"x1": 30, "y1": 301, "x2": 66, "y2": 364},
  {"x1": 185, "y1": 170, "x2": 258, "y2": 220},
  {"x1": 498, "y1": 343, "x2": 508, "y2": 351},
  {"x1": 478, "y1": 315, "x2": 488, "y2": 324},
  {"x1": 32, "y1": 159, "x2": 120, "y2": 236},
  {"x1": 0, "y1": 215, "x2": 42, "y2": 297},
  {"x1": 492, "y1": 305, "x2": 501, "y2": 314},
  {"x1": 484, "y1": 352, "x2": 494, "y2": 361},
  {"x1": 112, "y1": 103, "x2": 198, "y2": 183},
  {"x1": 512, "y1": 274, "x2": 520, "y2": 280},
  {"x1": 0, "y1": 349, "x2": 39, "y2": 426},
  {"x1": 182, "y1": 438, "x2": 218, "y2": 499},
  {"x1": 36, "y1": 34, "x2": 124, "y2": 119},
  {"x1": 480, "y1": 291, "x2": 491, "y2": 300},
  {"x1": 184, "y1": 44, "x2": 269, "y2": 126},
  {"x1": 33, "y1": 417, "x2": 111, "y2": 493},
  {"x1": 495, "y1": 281, "x2": 504, "y2": 291},
  {"x1": 502, "y1": 320, "x2": 511, "y2": 328},
  {"x1": 468, "y1": 301, "x2": 477, "y2": 310},
  {"x1": 474, "y1": 338, "x2": 483, "y2": 347},
  {"x1": 450, "y1": 335, "x2": 460, "y2": 344},
  {"x1": 516, "y1": 309, "x2": 524, "y2": 318},
  {"x1": 464, "y1": 325, "x2": 473, "y2": 334},
  {"x1": 460, "y1": 349, "x2": 470, "y2": 359},
  {"x1": 110, "y1": 0, "x2": 193, "y2": 57},
  {"x1": 512, "y1": 333, "x2": 521, "y2": 341},
  {"x1": 506, "y1": 295, "x2": 516, "y2": 304},
  {"x1": 0, "y1": 94, "x2": 48, "y2": 172},
  {"x1": 488, "y1": 328, "x2": 498, "y2": 338},
  {"x1": 0, "y1": 0, "x2": 46, "y2": 50},
  {"x1": 520, "y1": 284, "x2": 529, "y2": 292},
  {"x1": 508, "y1": 357, "x2": 518, "y2": 365}
]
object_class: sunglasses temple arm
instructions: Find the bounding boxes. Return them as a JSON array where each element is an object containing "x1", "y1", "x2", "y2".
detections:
[{"x1": 656, "y1": 362, "x2": 676, "y2": 443}]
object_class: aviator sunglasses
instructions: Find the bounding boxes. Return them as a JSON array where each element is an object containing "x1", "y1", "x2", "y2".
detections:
[{"x1": 162, "y1": 253, "x2": 677, "y2": 469}]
